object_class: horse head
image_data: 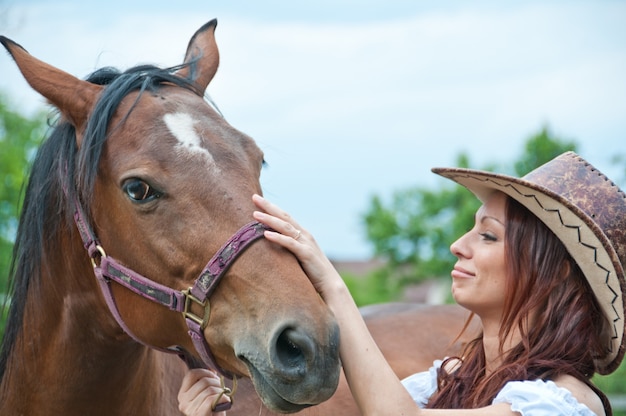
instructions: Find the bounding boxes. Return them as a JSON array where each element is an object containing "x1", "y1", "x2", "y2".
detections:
[{"x1": 0, "y1": 20, "x2": 340, "y2": 413}]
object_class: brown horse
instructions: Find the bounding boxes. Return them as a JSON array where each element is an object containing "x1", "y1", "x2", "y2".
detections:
[
  {"x1": 228, "y1": 303, "x2": 480, "y2": 415},
  {"x1": 0, "y1": 20, "x2": 341, "y2": 415}
]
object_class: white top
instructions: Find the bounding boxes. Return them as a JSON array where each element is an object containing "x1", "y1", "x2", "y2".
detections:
[{"x1": 401, "y1": 360, "x2": 597, "y2": 415}]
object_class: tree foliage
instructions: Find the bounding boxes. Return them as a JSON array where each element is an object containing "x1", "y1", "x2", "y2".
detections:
[
  {"x1": 513, "y1": 125, "x2": 579, "y2": 176},
  {"x1": 362, "y1": 153, "x2": 479, "y2": 285},
  {"x1": 0, "y1": 93, "x2": 46, "y2": 336}
]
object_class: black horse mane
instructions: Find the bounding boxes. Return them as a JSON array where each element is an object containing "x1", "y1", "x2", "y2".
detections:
[{"x1": 0, "y1": 62, "x2": 199, "y2": 379}]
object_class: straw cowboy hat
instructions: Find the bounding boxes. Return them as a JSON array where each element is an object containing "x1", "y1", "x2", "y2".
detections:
[{"x1": 433, "y1": 151, "x2": 626, "y2": 375}]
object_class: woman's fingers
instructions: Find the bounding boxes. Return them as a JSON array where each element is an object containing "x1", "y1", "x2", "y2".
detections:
[
  {"x1": 251, "y1": 194, "x2": 343, "y2": 295},
  {"x1": 252, "y1": 193, "x2": 295, "y2": 222},
  {"x1": 178, "y1": 369, "x2": 230, "y2": 416},
  {"x1": 254, "y1": 211, "x2": 306, "y2": 242},
  {"x1": 253, "y1": 194, "x2": 306, "y2": 240},
  {"x1": 179, "y1": 369, "x2": 213, "y2": 400}
]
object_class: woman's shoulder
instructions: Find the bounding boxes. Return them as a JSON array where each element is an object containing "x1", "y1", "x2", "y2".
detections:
[
  {"x1": 552, "y1": 374, "x2": 605, "y2": 416},
  {"x1": 492, "y1": 376, "x2": 604, "y2": 416},
  {"x1": 401, "y1": 359, "x2": 443, "y2": 408}
]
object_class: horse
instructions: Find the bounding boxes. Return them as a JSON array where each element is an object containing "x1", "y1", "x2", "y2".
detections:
[
  {"x1": 227, "y1": 303, "x2": 480, "y2": 415},
  {"x1": 0, "y1": 20, "x2": 342, "y2": 415}
]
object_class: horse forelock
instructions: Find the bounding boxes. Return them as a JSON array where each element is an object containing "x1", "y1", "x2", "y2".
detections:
[{"x1": 0, "y1": 62, "x2": 199, "y2": 382}]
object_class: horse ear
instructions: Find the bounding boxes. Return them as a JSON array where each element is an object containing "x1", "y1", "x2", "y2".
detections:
[
  {"x1": 176, "y1": 19, "x2": 220, "y2": 94},
  {"x1": 0, "y1": 36, "x2": 101, "y2": 142}
]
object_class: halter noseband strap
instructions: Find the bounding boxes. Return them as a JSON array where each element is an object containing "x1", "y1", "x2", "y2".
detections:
[{"x1": 73, "y1": 200, "x2": 267, "y2": 410}]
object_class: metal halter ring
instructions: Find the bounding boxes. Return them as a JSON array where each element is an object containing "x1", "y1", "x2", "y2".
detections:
[
  {"x1": 90, "y1": 245, "x2": 107, "y2": 269},
  {"x1": 211, "y1": 375, "x2": 238, "y2": 411}
]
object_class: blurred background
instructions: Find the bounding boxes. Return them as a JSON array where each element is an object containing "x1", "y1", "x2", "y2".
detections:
[{"x1": 1, "y1": 0, "x2": 625, "y2": 409}]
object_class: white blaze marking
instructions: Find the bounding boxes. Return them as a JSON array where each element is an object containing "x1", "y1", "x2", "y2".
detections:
[{"x1": 163, "y1": 112, "x2": 218, "y2": 168}]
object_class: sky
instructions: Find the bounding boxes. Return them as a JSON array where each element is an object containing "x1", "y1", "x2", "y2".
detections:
[{"x1": 1, "y1": 0, "x2": 625, "y2": 260}]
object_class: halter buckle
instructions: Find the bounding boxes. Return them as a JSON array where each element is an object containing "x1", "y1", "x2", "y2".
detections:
[{"x1": 182, "y1": 288, "x2": 211, "y2": 330}]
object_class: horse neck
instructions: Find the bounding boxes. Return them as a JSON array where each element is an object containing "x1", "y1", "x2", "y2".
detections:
[{"x1": 0, "y1": 229, "x2": 185, "y2": 416}]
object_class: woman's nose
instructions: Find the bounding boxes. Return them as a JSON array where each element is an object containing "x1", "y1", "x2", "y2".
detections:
[{"x1": 450, "y1": 232, "x2": 470, "y2": 258}]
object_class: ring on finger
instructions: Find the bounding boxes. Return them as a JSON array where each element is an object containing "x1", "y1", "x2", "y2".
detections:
[{"x1": 293, "y1": 229, "x2": 301, "y2": 240}]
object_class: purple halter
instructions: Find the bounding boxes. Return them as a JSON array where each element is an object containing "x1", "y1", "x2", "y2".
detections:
[{"x1": 73, "y1": 199, "x2": 268, "y2": 411}]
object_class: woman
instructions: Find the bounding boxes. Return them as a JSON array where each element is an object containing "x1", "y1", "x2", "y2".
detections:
[{"x1": 179, "y1": 152, "x2": 625, "y2": 415}]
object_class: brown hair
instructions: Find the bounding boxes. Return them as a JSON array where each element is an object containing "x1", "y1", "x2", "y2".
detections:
[{"x1": 427, "y1": 195, "x2": 611, "y2": 412}]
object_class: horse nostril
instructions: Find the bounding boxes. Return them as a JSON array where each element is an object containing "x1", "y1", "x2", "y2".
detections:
[{"x1": 275, "y1": 327, "x2": 312, "y2": 375}]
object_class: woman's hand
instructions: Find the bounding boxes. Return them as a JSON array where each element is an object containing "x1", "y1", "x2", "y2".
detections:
[
  {"x1": 252, "y1": 194, "x2": 344, "y2": 298},
  {"x1": 177, "y1": 368, "x2": 230, "y2": 416}
]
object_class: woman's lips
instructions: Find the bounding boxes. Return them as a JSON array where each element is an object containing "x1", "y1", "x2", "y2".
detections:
[{"x1": 451, "y1": 266, "x2": 475, "y2": 279}]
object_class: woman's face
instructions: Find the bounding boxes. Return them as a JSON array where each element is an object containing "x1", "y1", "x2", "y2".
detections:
[{"x1": 449, "y1": 191, "x2": 507, "y2": 320}]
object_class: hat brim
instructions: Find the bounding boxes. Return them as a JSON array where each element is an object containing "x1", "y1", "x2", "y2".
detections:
[{"x1": 432, "y1": 166, "x2": 625, "y2": 375}]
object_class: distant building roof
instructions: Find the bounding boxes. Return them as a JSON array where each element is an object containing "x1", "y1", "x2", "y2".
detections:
[{"x1": 330, "y1": 258, "x2": 386, "y2": 277}]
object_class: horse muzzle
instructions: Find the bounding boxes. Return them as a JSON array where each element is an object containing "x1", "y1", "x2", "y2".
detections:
[{"x1": 236, "y1": 320, "x2": 341, "y2": 412}]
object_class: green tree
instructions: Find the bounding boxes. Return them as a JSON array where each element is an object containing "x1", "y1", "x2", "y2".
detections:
[
  {"x1": 362, "y1": 152, "x2": 479, "y2": 286},
  {"x1": 514, "y1": 125, "x2": 578, "y2": 176},
  {"x1": 0, "y1": 93, "x2": 46, "y2": 337}
]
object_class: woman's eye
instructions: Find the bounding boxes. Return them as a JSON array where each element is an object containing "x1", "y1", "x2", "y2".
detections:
[
  {"x1": 479, "y1": 232, "x2": 498, "y2": 242},
  {"x1": 122, "y1": 179, "x2": 162, "y2": 203}
]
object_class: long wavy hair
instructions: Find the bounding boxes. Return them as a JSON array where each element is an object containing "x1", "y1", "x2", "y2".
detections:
[{"x1": 427, "y1": 195, "x2": 612, "y2": 414}]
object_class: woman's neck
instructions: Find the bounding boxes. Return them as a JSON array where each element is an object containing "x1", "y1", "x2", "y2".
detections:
[{"x1": 479, "y1": 317, "x2": 522, "y2": 374}]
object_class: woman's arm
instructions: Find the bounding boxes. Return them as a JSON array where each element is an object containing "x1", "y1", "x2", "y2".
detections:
[
  {"x1": 252, "y1": 195, "x2": 521, "y2": 416},
  {"x1": 252, "y1": 195, "x2": 420, "y2": 415}
]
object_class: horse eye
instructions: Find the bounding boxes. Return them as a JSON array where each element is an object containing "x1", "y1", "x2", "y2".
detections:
[{"x1": 122, "y1": 179, "x2": 161, "y2": 203}]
